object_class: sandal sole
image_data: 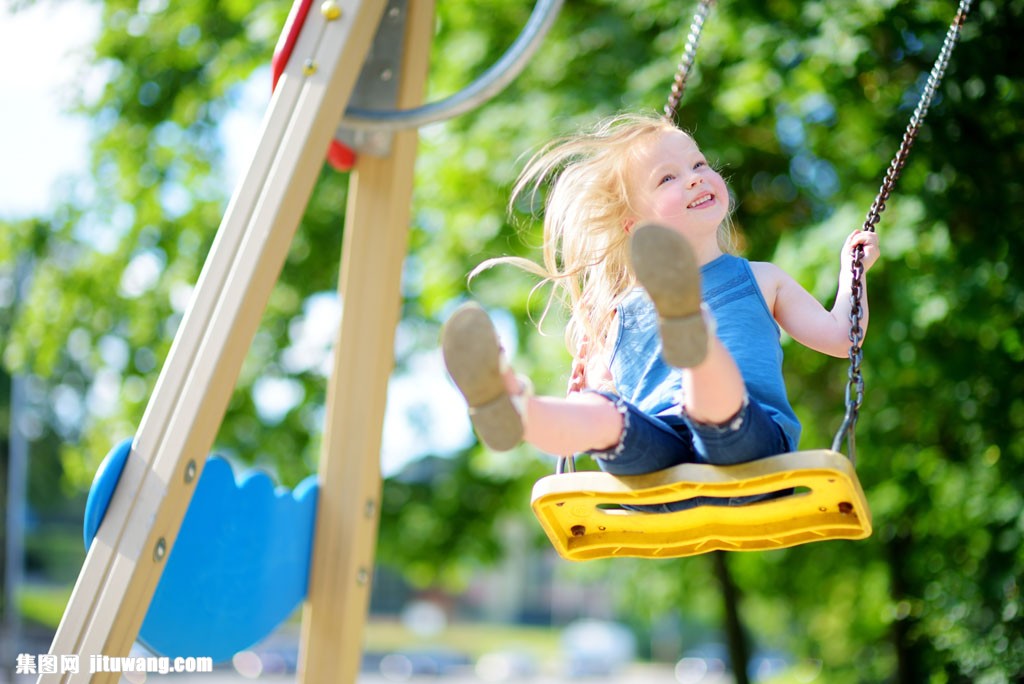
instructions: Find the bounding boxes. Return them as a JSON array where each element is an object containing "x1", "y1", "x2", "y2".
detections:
[
  {"x1": 630, "y1": 223, "x2": 708, "y2": 368},
  {"x1": 441, "y1": 303, "x2": 524, "y2": 451}
]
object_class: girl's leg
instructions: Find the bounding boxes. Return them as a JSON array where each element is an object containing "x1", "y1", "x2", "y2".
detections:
[
  {"x1": 442, "y1": 302, "x2": 623, "y2": 455},
  {"x1": 680, "y1": 337, "x2": 746, "y2": 425},
  {"x1": 631, "y1": 226, "x2": 790, "y2": 479},
  {"x1": 630, "y1": 223, "x2": 746, "y2": 425},
  {"x1": 522, "y1": 392, "x2": 624, "y2": 457}
]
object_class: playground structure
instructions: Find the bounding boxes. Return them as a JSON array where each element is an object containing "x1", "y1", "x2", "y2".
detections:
[
  {"x1": 39, "y1": 0, "x2": 567, "y2": 681},
  {"x1": 38, "y1": 0, "x2": 973, "y2": 678}
]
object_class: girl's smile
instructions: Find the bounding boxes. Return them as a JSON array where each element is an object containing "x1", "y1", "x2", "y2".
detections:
[
  {"x1": 686, "y1": 192, "x2": 717, "y2": 209},
  {"x1": 627, "y1": 129, "x2": 730, "y2": 260}
]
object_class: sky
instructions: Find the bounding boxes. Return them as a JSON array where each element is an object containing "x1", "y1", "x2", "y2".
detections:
[
  {"x1": 0, "y1": 1, "x2": 478, "y2": 476},
  {"x1": 0, "y1": 1, "x2": 98, "y2": 218}
]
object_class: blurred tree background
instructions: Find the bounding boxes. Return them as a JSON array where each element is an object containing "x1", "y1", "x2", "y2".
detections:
[{"x1": 1, "y1": 0, "x2": 1022, "y2": 681}]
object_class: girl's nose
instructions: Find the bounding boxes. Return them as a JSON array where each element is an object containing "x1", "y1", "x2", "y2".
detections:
[{"x1": 687, "y1": 174, "x2": 704, "y2": 188}]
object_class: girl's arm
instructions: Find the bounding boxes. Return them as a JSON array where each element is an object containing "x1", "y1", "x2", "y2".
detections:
[{"x1": 767, "y1": 230, "x2": 881, "y2": 358}]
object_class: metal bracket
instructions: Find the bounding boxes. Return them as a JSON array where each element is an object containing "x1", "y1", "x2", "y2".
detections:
[{"x1": 333, "y1": 0, "x2": 407, "y2": 157}]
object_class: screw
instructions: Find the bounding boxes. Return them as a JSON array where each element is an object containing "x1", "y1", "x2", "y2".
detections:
[
  {"x1": 153, "y1": 538, "x2": 167, "y2": 562},
  {"x1": 379, "y1": 67, "x2": 394, "y2": 82},
  {"x1": 184, "y1": 459, "x2": 197, "y2": 484},
  {"x1": 364, "y1": 499, "x2": 376, "y2": 518},
  {"x1": 320, "y1": 0, "x2": 341, "y2": 20},
  {"x1": 571, "y1": 525, "x2": 586, "y2": 537},
  {"x1": 303, "y1": 59, "x2": 318, "y2": 76},
  {"x1": 356, "y1": 567, "x2": 369, "y2": 585}
]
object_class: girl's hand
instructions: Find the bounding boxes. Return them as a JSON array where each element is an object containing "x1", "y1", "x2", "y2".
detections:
[
  {"x1": 567, "y1": 339, "x2": 614, "y2": 395},
  {"x1": 840, "y1": 230, "x2": 881, "y2": 275},
  {"x1": 567, "y1": 357, "x2": 587, "y2": 394}
]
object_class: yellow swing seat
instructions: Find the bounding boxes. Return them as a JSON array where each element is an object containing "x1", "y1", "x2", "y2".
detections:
[{"x1": 530, "y1": 449, "x2": 871, "y2": 562}]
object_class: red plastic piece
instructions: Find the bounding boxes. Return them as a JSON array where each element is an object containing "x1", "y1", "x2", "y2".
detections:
[
  {"x1": 271, "y1": 0, "x2": 356, "y2": 171},
  {"x1": 327, "y1": 141, "x2": 357, "y2": 170},
  {"x1": 271, "y1": 0, "x2": 314, "y2": 90}
]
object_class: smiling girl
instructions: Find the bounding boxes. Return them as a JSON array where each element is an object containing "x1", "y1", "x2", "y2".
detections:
[{"x1": 441, "y1": 112, "x2": 879, "y2": 506}]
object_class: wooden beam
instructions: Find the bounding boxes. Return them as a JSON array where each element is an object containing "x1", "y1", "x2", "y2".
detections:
[
  {"x1": 39, "y1": 2, "x2": 388, "y2": 681},
  {"x1": 298, "y1": 1, "x2": 435, "y2": 682}
]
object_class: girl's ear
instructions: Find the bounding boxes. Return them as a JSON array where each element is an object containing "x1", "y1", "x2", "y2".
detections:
[{"x1": 623, "y1": 217, "x2": 636, "y2": 234}]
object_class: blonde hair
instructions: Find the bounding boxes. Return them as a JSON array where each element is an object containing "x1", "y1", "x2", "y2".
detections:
[{"x1": 475, "y1": 111, "x2": 736, "y2": 357}]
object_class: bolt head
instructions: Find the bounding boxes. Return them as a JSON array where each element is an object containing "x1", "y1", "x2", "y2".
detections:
[{"x1": 320, "y1": 1, "x2": 341, "y2": 20}]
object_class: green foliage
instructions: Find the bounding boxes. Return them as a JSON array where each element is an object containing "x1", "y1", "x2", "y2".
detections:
[
  {"x1": 17, "y1": 585, "x2": 74, "y2": 631},
  {"x1": 1, "y1": 0, "x2": 1022, "y2": 680},
  {"x1": 377, "y1": 449, "x2": 545, "y2": 589}
]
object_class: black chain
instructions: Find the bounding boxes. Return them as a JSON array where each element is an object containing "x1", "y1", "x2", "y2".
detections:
[
  {"x1": 832, "y1": 0, "x2": 973, "y2": 460},
  {"x1": 831, "y1": 254, "x2": 867, "y2": 462},
  {"x1": 663, "y1": 0, "x2": 716, "y2": 122}
]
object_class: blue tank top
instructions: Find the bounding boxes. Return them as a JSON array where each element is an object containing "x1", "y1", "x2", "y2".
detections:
[{"x1": 608, "y1": 254, "x2": 801, "y2": 451}]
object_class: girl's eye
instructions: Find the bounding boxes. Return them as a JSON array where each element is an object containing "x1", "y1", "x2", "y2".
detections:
[
  {"x1": 659, "y1": 174, "x2": 676, "y2": 186},
  {"x1": 694, "y1": 160, "x2": 707, "y2": 170}
]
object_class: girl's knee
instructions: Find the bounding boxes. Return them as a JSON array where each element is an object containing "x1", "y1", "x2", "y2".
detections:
[{"x1": 682, "y1": 395, "x2": 748, "y2": 432}]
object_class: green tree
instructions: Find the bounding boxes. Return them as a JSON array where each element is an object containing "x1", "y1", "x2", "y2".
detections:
[{"x1": 1, "y1": 0, "x2": 1021, "y2": 680}]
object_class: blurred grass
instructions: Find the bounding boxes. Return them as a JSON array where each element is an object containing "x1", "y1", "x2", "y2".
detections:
[
  {"x1": 364, "y1": 618, "x2": 562, "y2": 661},
  {"x1": 18, "y1": 586, "x2": 563, "y2": 662},
  {"x1": 16, "y1": 592, "x2": 814, "y2": 681}
]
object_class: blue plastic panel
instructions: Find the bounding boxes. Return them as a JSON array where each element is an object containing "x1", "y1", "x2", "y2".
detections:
[{"x1": 84, "y1": 441, "x2": 319, "y2": 663}]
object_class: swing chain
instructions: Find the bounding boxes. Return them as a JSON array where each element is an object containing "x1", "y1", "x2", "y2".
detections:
[
  {"x1": 663, "y1": 0, "x2": 716, "y2": 122},
  {"x1": 832, "y1": 251, "x2": 867, "y2": 461},
  {"x1": 861, "y1": 0, "x2": 973, "y2": 234},
  {"x1": 833, "y1": 0, "x2": 973, "y2": 458}
]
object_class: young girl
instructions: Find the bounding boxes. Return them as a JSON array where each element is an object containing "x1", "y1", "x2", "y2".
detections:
[{"x1": 442, "y1": 112, "x2": 879, "y2": 507}]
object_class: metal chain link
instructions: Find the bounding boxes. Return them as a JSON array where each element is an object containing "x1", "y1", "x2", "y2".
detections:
[
  {"x1": 833, "y1": 0, "x2": 973, "y2": 459},
  {"x1": 663, "y1": 0, "x2": 716, "y2": 122}
]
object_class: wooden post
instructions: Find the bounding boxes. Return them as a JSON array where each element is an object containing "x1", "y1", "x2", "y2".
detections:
[
  {"x1": 39, "y1": 1, "x2": 388, "y2": 681},
  {"x1": 298, "y1": 2, "x2": 435, "y2": 682}
]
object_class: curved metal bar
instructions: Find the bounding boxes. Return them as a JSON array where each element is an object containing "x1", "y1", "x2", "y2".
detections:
[{"x1": 339, "y1": 0, "x2": 564, "y2": 131}]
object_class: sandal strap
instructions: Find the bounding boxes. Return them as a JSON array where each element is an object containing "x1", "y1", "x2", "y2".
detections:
[
  {"x1": 466, "y1": 372, "x2": 531, "y2": 427},
  {"x1": 510, "y1": 374, "x2": 533, "y2": 419}
]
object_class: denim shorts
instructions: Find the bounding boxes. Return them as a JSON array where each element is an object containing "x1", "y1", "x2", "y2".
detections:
[{"x1": 586, "y1": 391, "x2": 793, "y2": 511}]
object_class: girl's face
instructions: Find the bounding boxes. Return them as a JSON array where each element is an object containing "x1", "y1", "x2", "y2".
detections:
[{"x1": 625, "y1": 129, "x2": 729, "y2": 243}]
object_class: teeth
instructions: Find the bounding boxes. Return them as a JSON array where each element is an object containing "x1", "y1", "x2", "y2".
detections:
[{"x1": 688, "y1": 194, "x2": 713, "y2": 208}]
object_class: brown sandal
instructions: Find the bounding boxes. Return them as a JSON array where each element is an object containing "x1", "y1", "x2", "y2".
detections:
[
  {"x1": 441, "y1": 303, "x2": 528, "y2": 451},
  {"x1": 630, "y1": 223, "x2": 709, "y2": 368}
]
